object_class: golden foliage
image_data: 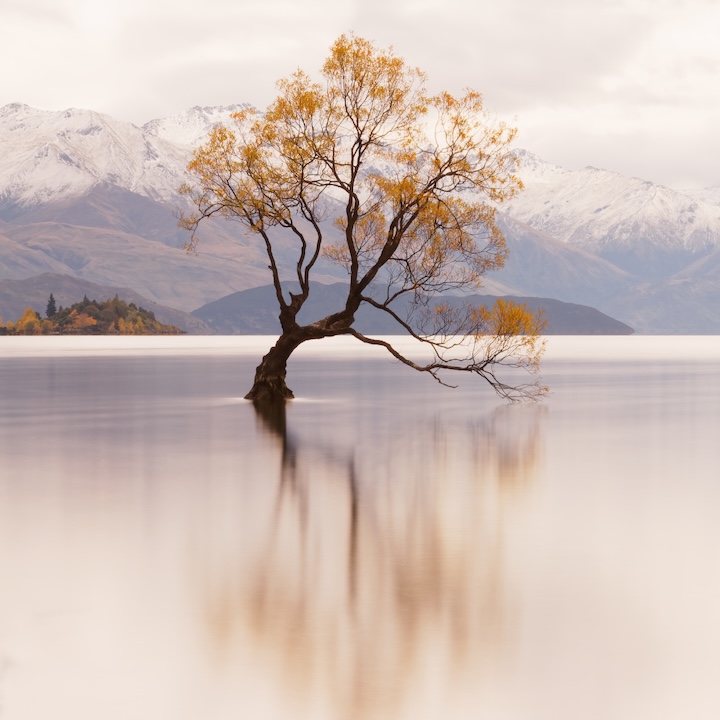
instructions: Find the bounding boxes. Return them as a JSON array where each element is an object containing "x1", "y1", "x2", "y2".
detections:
[
  {"x1": 13, "y1": 307, "x2": 42, "y2": 335},
  {"x1": 65, "y1": 309, "x2": 97, "y2": 331},
  {"x1": 473, "y1": 300, "x2": 548, "y2": 395},
  {"x1": 181, "y1": 33, "x2": 521, "y2": 284}
]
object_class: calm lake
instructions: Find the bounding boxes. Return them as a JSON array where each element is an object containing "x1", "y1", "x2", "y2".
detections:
[{"x1": 1, "y1": 335, "x2": 720, "y2": 720}]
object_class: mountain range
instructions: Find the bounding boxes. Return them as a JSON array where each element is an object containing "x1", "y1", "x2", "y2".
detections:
[{"x1": 1, "y1": 102, "x2": 719, "y2": 334}]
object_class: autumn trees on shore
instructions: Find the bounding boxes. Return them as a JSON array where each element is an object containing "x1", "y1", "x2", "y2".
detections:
[{"x1": 0, "y1": 295, "x2": 182, "y2": 335}]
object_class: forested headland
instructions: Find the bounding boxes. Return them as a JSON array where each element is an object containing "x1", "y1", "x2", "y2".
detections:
[{"x1": 0, "y1": 295, "x2": 183, "y2": 335}]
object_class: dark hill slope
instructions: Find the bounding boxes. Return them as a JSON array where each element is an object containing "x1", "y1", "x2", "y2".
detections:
[{"x1": 192, "y1": 282, "x2": 634, "y2": 335}]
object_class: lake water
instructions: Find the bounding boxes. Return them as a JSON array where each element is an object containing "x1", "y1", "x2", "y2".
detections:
[{"x1": 1, "y1": 335, "x2": 720, "y2": 720}]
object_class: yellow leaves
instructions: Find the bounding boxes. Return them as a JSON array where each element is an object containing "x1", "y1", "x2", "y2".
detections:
[
  {"x1": 111, "y1": 315, "x2": 146, "y2": 335},
  {"x1": 322, "y1": 34, "x2": 428, "y2": 141},
  {"x1": 387, "y1": 195, "x2": 507, "y2": 292},
  {"x1": 471, "y1": 299, "x2": 548, "y2": 392},
  {"x1": 372, "y1": 172, "x2": 421, "y2": 209},
  {"x1": 400, "y1": 298, "x2": 548, "y2": 401},
  {"x1": 475, "y1": 299, "x2": 547, "y2": 338},
  {"x1": 65, "y1": 309, "x2": 97, "y2": 331},
  {"x1": 127, "y1": 316, "x2": 146, "y2": 335},
  {"x1": 186, "y1": 126, "x2": 239, "y2": 181},
  {"x1": 4, "y1": 307, "x2": 59, "y2": 335},
  {"x1": 424, "y1": 88, "x2": 522, "y2": 205},
  {"x1": 7, "y1": 307, "x2": 44, "y2": 335},
  {"x1": 230, "y1": 107, "x2": 260, "y2": 126},
  {"x1": 325, "y1": 211, "x2": 389, "y2": 270},
  {"x1": 407, "y1": 298, "x2": 547, "y2": 399},
  {"x1": 16, "y1": 307, "x2": 41, "y2": 332},
  {"x1": 322, "y1": 241, "x2": 351, "y2": 267},
  {"x1": 270, "y1": 72, "x2": 324, "y2": 121},
  {"x1": 1, "y1": 301, "x2": 181, "y2": 336},
  {"x1": 323, "y1": 34, "x2": 420, "y2": 96}
]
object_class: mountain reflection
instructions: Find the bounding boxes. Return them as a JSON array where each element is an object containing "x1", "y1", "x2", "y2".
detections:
[{"x1": 199, "y1": 398, "x2": 546, "y2": 720}]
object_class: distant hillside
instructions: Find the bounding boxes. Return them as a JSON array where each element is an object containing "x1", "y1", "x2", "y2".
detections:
[{"x1": 192, "y1": 282, "x2": 634, "y2": 335}]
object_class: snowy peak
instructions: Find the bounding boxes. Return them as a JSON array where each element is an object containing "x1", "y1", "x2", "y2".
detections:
[
  {"x1": 0, "y1": 102, "x2": 36, "y2": 122},
  {"x1": 1, "y1": 103, "x2": 132, "y2": 141},
  {"x1": 512, "y1": 149, "x2": 569, "y2": 185},
  {"x1": 142, "y1": 104, "x2": 255, "y2": 147},
  {"x1": 687, "y1": 186, "x2": 720, "y2": 209},
  {"x1": 506, "y1": 153, "x2": 720, "y2": 263}
]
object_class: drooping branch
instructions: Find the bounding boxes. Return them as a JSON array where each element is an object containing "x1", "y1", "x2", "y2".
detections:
[
  {"x1": 344, "y1": 324, "x2": 546, "y2": 402},
  {"x1": 353, "y1": 292, "x2": 546, "y2": 399}
]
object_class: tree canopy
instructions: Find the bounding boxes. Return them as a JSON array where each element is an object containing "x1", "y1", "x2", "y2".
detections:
[{"x1": 181, "y1": 34, "x2": 546, "y2": 402}]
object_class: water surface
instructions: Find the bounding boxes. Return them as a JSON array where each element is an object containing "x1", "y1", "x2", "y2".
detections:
[{"x1": 1, "y1": 336, "x2": 720, "y2": 719}]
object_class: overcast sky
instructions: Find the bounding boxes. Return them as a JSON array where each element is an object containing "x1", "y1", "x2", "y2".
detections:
[{"x1": 2, "y1": 0, "x2": 719, "y2": 189}]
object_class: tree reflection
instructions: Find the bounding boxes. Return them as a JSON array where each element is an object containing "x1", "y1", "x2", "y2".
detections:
[{"x1": 201, "y1": 397, "x2": 546, "y2": 720}]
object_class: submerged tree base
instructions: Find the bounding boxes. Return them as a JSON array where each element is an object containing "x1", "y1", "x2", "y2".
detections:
[
  {"x1": 244, "y1": 379, "x2": 295, "y2": 403},
  {"x1": 244, "y1": 329, "x2": 306, "y2": 403}
]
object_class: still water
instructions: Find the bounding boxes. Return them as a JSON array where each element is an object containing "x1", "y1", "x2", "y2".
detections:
[{"x1": 1, "y1": 335, "x2": 720, "y2": 719}]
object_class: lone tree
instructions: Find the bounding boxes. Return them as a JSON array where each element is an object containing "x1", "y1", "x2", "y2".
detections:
[
  {"x1": 181, "y1": 34, "x2": 546, "y2": 403},
  {"x1": 46, "y1": 293, "x2": 57, "y2": 318}
]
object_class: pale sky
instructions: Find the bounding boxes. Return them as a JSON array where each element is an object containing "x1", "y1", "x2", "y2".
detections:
[{"x1": 2, "y1": 0, "x2": 719, "y2": 189}]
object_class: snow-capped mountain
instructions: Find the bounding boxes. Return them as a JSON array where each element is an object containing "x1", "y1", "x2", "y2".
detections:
[
  {"x1": 0, "y1": 103, "x2": 193, "y2": 208},
  {"x1": 0, "y1": 103, "x2": 262, "y2": 213},
  {"x1": 507, "y1": 149, "x2": 720, "y2": 278},
  {"x1": 0, "y1": 103, "x2": 267, "y2": 216}
]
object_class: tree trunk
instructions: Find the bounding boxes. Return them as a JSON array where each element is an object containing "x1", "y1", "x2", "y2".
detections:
[{"x1": 244, "y1": 332, "x2": 305, "y2": 402}]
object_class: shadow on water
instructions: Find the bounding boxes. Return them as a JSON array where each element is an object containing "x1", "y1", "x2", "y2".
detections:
[{"x1": 200, "y1": 396, "x2": 547, "y2": 720}]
